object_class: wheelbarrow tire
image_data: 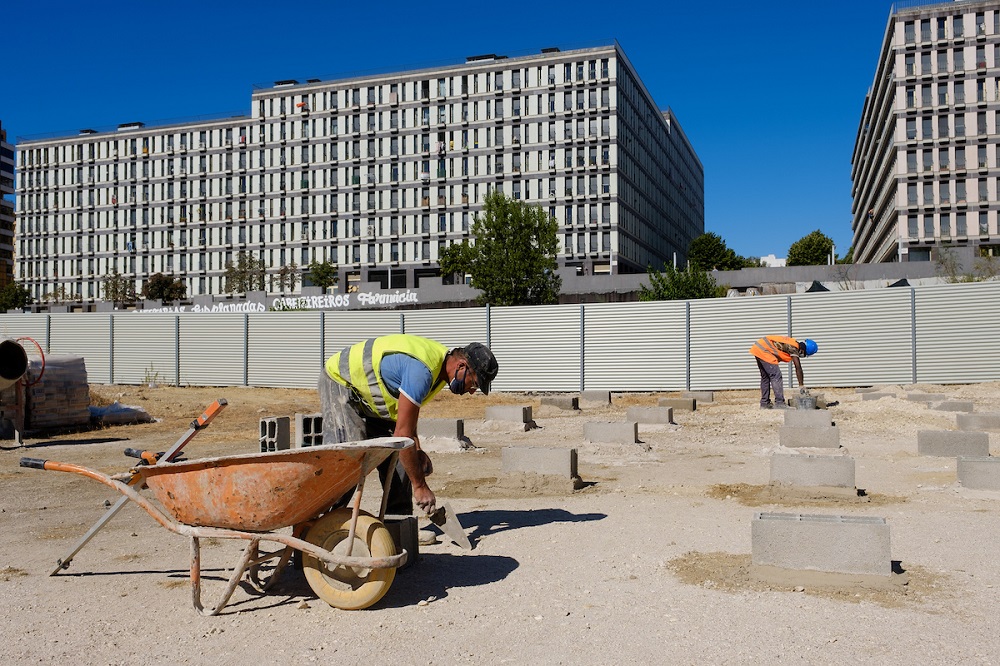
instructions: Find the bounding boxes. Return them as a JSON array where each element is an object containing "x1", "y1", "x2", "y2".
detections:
[{"x1": 302, "y1": 509, "x2": 397, "y2": 610}]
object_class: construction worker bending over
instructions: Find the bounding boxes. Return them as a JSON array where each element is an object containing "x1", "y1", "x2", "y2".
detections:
[
  {"x1": 749, "y1": 335, "x2": 817, "y2": 409},
  {"x1": 319, "y1": 334, "x2": 499, "y2": 515}
]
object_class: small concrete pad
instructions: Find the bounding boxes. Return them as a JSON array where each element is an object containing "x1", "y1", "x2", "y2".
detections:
[
  {"x1": 659, "y1": 397, "x2": 696, "y2": 411},
  {"x1": 420, "y1": 418, "x2": 464, "y2": 440},
  {"x1": 779, "y1": 425, "x2": 840, "y2": 449},
  {"x1": 683, "y1": 391, "x2": 714, "y2": 403},
  {"x1": 933, "y1": 401, "x2": 975, "y2": 413},
  {"x1": 294, "y1": 412, "x2": 323, "y2": 448},
  {"x1": 579, "y1": 390, "x2": 611, "y2": 407},
  {"x1": 957, "y1": 412, "x2": 1000, "y2": 432},
  {"x1": 752, "y1": 512, "x2": 891, "y2": 577},
  {"x1": 783, "y1": 409, "x2": 833, "y2": 428},
  {"x1": 907, "y1": 392, "x2": 947, "y2": 403},
  {"x1": 625, "y1": 406, "x2": 673, "y2": 424},
  {"x1": 501, "y1": 446, "x2": 578, "y2": 479},
  {"x1": 540, "y1": 395, "x2": 579, "y2": 411},
  {"x1": 861, "y1": 392, "x2": 894, "y2": 401},
  {"x1": 957, "y1": 456, "x2": 1000, "y2": 490},
  {"x1": 584, "y1": 421, "x2": 638, "y2": 444},
  {"x1": 917, "y1": 430, "x2": 990, "y2": 457},
  {"x1": 769, "y1": 451, "x2": 856, "y2": 488}
]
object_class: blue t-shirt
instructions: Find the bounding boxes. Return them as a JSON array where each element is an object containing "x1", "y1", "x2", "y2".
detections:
[{"x1": 379, "y1": 352, "x2": 434, "y2": 406}]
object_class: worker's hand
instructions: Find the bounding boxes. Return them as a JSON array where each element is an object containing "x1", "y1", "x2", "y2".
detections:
[
  {"x1": 418, "y1": 449, "x2": 433, "y2": 476},
  {"x1": 799, "y1": 386, "x2": 810, "y2": 395},
  {"x1": 414, "y1": 484, "x2": 436, "y2": 515}
]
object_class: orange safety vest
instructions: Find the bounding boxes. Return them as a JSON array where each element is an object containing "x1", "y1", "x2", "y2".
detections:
[{"x1": 749, "y1": 335, "x2": 800, "y2": 365}]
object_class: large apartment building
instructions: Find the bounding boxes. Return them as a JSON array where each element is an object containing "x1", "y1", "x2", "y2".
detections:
[
  {"x1": 0, "y1": 122, "x2": 15, "y2": 288},
  {"x1": 852, "y1": 0, "x2": 1000, "y2": 263},
  {"x1": 15, "y1": 43, "x2": 703, "y2": 304}
]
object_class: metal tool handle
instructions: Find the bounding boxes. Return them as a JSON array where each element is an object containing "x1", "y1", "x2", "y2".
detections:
[{"x1": 20, "y1": 457, "x2": 46, "y2": 469}]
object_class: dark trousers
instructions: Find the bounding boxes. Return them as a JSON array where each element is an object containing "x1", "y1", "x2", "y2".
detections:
[
  {"x1": 364, "y1": 416, "x2": 414, "y2": 516},
  {"x1": 756, "y1": 358, "x2": 784, "y2": 406}
]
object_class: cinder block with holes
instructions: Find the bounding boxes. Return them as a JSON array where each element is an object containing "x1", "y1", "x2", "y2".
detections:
[
  {"x1": 259, "y1": 416, "x2": 290, "y2": 453},
  {"x1": 294, "y1": 412, "x2": 323, "y2": 448},
  {"x1": 752, "y1": 512, "x2": 891, "y2": 576}
]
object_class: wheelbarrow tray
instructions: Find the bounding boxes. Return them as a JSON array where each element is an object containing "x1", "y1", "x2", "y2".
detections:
[{"x1": 138, "y1": 437, "x2": 409, "y2": 532}]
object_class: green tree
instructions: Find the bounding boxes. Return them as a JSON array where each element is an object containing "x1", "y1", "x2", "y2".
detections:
[
  {"x1": 456, "y1": 191, "x2": 561, "y2": 306},
  {"x1": 42, "y1": 286, "x2": 78, "y2": 304},
  {"x1": 787, "y1": 230, "x2": 835, "y2": 266},
  {"x1": 102, "y1": 270, "x2": 137, "y2": 307},
  {"x1": 272, "y1": 262, "x2": 300, "y2": 292},
  {"x1": 223, "y1": 252, "x2": 266, "y2": 293},
  {"x1": 688, "y1": 233, "x2": 742, "y2": 271},
  {"x1": 0, "y1": 282, "x2": 32, "y2": 312},
  {"x1": 836, "y1": 245, "x2": 854, "y2": 265},
  {"x1": 307, "y1": 260, "x2": 339, "y2": 291},
  {"x1": 141, "y1": 273, "x2": 187, "y2": 302},
  {"x1": 438, "y1": 241, "x2": 476, "y2": 284},
  {"x1": 639, "y1": 264, "x2": 722, "y2": 301}
]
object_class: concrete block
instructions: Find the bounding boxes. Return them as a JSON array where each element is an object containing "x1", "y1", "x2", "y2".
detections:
[
  {"x1": 420, "y1": 418, "x2": 464, "y2": 440},
  {"x1": 917, "y1": 430, "x2": 990, "y2": 457},
  {"x1": 783, "y1": 409, "x2": 833, "y2": 428},
  {"x1": 861, "y1": 392, "x2": 894, "y2": 401},
  {"x1": 383, "y1": 515, "x2": 418, "y2": 569},
  {"x1": 957, "y1": 412, "x2": 1000, "y2": 432},
  {"x1": 485, "y1": 405, "x2": 532, "y2": 423},
  {"x1": 752, "y1": 512, "x2": 891, "y2": 577},
  {"x1": 855, "y1": 387, "x2": 880, "y2": 393},
  {"x1": 779, "y1": 425, "x2": 840, "y2": 449},
  {"x1": 933, "y1": 401, "x2": 975, "y2": 413},
  {"x1": 584, "y1": 421, "x2": 638, "y2": 444},
  {"x1": 501, "y1": 446, "x2": 578, "y2": 478},
  {"x1": 259, "y1": 416, "x2": 290, "y2": 453},
  {"x1": 907, "y1": 392, "x2": 947, "y2": 403},
  {"x1": 658, "y1": 397, "x2": 696, "y2": 411},
  {"x1": 625, "y1": 406, "x2": 673, "y2": 424},
  {"x1": 540, "y1": 395, "x2": 579, "y2": 411},
  {"x1": 683, "y1": 391, "x2": 714, "y2": 403},
  {"x1": 769, "y1": 451, "x2": 856, "y2": 488},
  {"x1": 294, "y1": 412, "x2": 323, "y2": 448},
  {"x1": 579, "y1": 390, "x2": 611, "y2": 406},
  {"x1": 957, "y1": 456, "x2": 1000, "y2": 490}
]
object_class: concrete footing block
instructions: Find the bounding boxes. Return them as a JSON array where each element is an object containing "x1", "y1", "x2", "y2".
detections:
[
  {"x1": 917, "y1": 430, "x2": 990, "y2": 457},
  {"x1": 540, "y1": 395, "x2": 579, "y2": 411},
  {"x1": 752, "y1": 512, "x2": 891, "y2": 577},
  {"x1": 579, "y1": 391, "x2": 611, "y2": 407},
  {"x1": 658, "y1": 397, "x2": 696, "y2": 411},
  {"x1": 259, "y1": 416, "x2": 290, "y2": 452},
  {"x1": 501, "y1": 446, "x2": 578, "y2": 479},
  {"x1": 294, "y1": 412, "x2": 323, "y2": 448},
  {"x1": 861, "y1": 392, "x2": 894, "y2": 401},
  {"x1": 957, "y1": 456, "x2": 1000, "y2": 490},
  {"x1": 769, "y1": 451, "x2": 856, "y2": 488},
  {"x1": 625, "y1": 406, "x2": 673, "y2": 424},
  {"x1": 779, "y1": 425, "x2": 840, "y2": 449},
  {"x1": 933, "y1": 401, "x2": 975, "y2": 413},
  {"x1": 420, "y1": 418, "x2": 464, "y2": 440},
  {"x1": 383, "y1": 515, "x2": 418, "y2": 569},
  {"x1": 683, "y1": 391, "x2": 714, "y2": 403},
  {"x1": 584, "y1": 421, "x2": 638, "y2": 444},
  {"x1": 783, "y1": 409, "x2": 833, "y2": 428},
  {"x1": 957, "y1": 412, "x2": 1000, "y2": 432},
  {"x1": 907, "y1": 392, "x2": 947, "y2": 403},
  {"x1": 485, "y1": 406, "x2": 535, "y2": 431}
]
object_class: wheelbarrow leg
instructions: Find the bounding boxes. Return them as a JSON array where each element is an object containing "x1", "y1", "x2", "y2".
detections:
[{"x1": 190, "y1": 535, "x2": 260, "y2": 617}]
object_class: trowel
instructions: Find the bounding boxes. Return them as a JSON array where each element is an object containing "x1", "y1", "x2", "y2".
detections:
[{"x1": 427, "y1": 501, "x2": 472, "y2": 550}]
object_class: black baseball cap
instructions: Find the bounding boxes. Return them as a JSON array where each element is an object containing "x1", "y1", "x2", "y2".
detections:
[{"x1": 464, "y1": 342, "x2": 498, "y2": 395}]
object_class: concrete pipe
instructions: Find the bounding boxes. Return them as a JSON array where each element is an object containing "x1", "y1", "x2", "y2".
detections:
[{"x1": 0, "y1": 339, "x2": 29, "y2": 390}]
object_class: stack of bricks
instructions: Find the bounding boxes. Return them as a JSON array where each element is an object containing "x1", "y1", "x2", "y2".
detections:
[{"x1": 25, "y1": 354, "x2": 91, "y2": 431}]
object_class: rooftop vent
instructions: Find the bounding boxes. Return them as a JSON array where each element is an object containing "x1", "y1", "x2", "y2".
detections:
[
  {"x1": 274, "y1": 79, "x2": 299, "y2": 87},
  {"x1": 306, "y1": 78, "x2": 321, "y2": 83},
  {"x1": 117, "y1": 122, "x2": 145, "y2": 131},
  {"x1": 466, "y1": 53, "x2": 498, "y2": 63},
  {"x1": 79, "y1": 129, "x2": 97, "y2": 135},
  {"x1": 541, "y1": 47, "x2": 561, "y2": 54}
]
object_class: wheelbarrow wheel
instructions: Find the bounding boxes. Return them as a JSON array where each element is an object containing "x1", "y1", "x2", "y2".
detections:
[{"x1": 302, "y1": 509, "x2": 397, "y2": 610}]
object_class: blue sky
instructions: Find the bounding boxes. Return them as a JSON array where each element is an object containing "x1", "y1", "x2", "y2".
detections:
[{"x1": 2, "y1": 0, "x2": 895, "y2": 260}]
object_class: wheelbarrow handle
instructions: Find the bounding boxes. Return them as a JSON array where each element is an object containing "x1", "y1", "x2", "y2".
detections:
[{"x1": 20, "y1": 457, "x2": 48, "y2": 470}]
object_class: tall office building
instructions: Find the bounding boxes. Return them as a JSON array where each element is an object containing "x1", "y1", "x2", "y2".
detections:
[
  {"x1": 852, "y1": 0, "x2": 1000, "y2": 263},
  {"x1": 15, "y1": 43, "x2": 703, "y2": 304},
  {"x1": 0, "y1": 122, "x2": 15, "y2": 288}
]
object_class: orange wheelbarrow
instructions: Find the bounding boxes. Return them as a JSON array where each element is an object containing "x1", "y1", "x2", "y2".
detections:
[{"x1": 20, "y1": 436, "x2": 413, "y2": 615}]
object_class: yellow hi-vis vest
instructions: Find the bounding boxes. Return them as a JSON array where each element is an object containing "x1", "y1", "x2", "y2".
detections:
[{"x1": 325, "y1": 334, "x2": 449, "y2": 421}]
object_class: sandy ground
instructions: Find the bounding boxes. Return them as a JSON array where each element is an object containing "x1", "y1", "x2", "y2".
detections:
[{"x1": 2, "y1": 382, "x2": 999, "y2": 665}]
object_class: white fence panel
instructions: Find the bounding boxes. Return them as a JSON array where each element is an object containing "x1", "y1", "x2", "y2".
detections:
[
  {"x1": 247, "y1": 312, "x2": 324, "y2": 388},
  {"x1": 50, "y1": 313, "x2": 112, "y2": 384},
  {"x1": 323, "y1": 311, "x2": 403, "y2": 359},
  {"x1": 490, "y1": 304, "x2": 581, "y2": 392},
  {"x1": 113, "y1": 314, "x2": 178, "y2": 385},
  {"x1": 178, "y1": 314, "x2": 247, "y2": 387},
  {"x1": 915, "y1": 281, "x2": 1000, "y2": 384},
  {"x1": 0, "y1": 314, "x2": 49, "y2": 350},
  {"x1": 689, "y1": 295, "x2": 788, "y2": 391},
  {"x1": 790, "y1": 289, "x2": 913, "y2": 387},
  {"x1": 583, "y1": 301, "x2": 687, "y2": 391},
  {"x1": 401, "y1": 308, "x2": 490, "y2": 351}
]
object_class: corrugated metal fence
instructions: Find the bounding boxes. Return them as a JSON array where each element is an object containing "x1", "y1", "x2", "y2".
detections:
[{"x1": 1, "y1": 280, "x2": 997, "y2": 391}]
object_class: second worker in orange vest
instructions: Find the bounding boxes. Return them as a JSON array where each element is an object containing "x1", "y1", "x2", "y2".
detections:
[{"x1": 749, "y1": 336, "x2": 818, "y2": 409}]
